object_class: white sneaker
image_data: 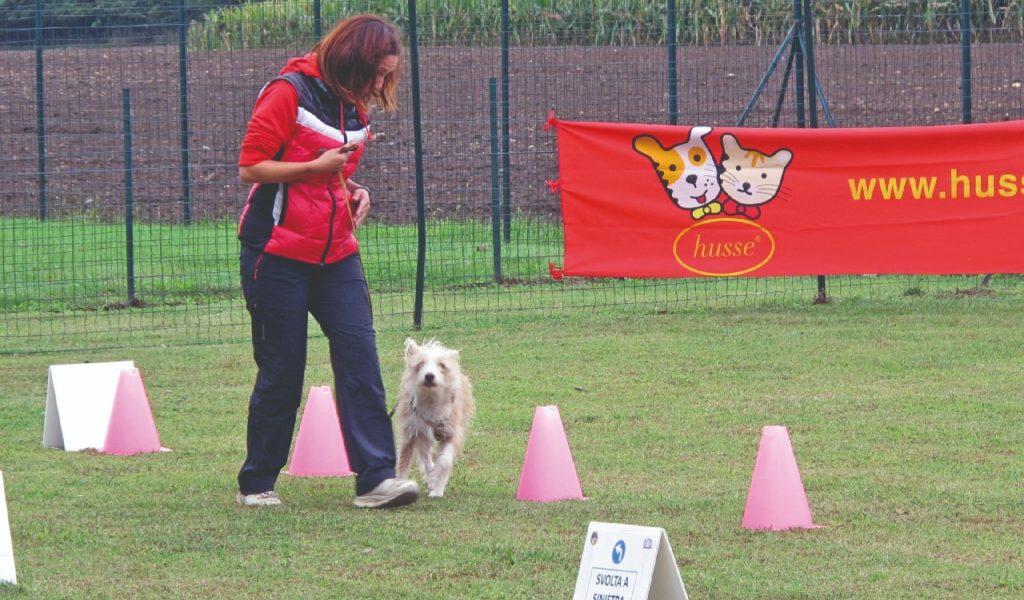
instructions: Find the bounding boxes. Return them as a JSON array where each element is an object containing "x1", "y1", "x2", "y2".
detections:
[
  {"x1": 353, "y1": 478, "x2": 419, "y2": 509},
  {"x1": 236, "y1": 490, "x2": 282, "y2": 507}
]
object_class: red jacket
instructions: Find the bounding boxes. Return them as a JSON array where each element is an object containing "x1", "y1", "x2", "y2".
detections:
[{"x1": 237, "y1": 54, "x2": 370, "y2": 264}]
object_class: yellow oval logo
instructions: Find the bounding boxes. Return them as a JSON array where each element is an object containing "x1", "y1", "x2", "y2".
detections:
[{"x1": 673, "y1": 218, "x2": 775, "y2": 276}]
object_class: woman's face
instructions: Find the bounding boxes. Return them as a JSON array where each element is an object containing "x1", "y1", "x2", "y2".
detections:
[{"x1": 374, "y1": 55, "x2": 399, "y2": 94}]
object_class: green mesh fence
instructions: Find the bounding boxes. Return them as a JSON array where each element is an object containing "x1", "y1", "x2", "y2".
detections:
[{"x1": 2, "y1": 1, "x2": 1022, "y2": 353}]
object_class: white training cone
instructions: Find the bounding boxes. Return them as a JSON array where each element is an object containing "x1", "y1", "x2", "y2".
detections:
[{"x1": 0, "y1": 471, "x2": 16, "y2": 585}]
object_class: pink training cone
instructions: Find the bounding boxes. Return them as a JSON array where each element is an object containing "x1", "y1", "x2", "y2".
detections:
[
  {"x1": 287, "y1": 386, "x2": 353, "y2": 477},
  {"x1": 102, "y1": 368, "x2": 166, "y2": 455},
  {"x1": 742, "y1": 425, "x2": 821, "y2": 531},
  {"x1": 516, "y1": 405, "x2": 584, "y2": 502}
]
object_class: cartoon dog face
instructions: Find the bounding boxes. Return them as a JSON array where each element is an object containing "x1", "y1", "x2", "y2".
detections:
[{"x1": 633, "y1": 126, "x2": 721, "y2": 212}]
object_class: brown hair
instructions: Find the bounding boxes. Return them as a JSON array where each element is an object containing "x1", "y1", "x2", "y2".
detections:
[{"x1": 313, "y1": 15, "x2": 401, "y2": 113}]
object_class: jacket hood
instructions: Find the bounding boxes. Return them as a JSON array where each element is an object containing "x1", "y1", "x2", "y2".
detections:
[{"x1": 280, "y1": 53, "x2": 321, "y2": 78}]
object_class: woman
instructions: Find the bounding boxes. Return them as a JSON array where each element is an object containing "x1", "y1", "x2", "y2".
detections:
[{"x1": 235, "y1": 15, "x2": 417, "y2": 509}]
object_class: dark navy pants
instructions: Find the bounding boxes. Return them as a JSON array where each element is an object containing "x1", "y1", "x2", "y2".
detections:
[{"x1": 237, "y1": 247, "x2": 396, "y2": 496}]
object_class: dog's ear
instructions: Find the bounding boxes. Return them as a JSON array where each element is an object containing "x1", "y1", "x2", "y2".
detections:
[
  {"x1": 404, "y1": 337, "x2": 419, "y2": 358},
  {"x1": 446, "y1": 348, "x2": 460, "y2": 362}
]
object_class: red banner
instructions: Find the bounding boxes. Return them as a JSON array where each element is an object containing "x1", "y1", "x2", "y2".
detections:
[{"x1": 553, "y1": 118, "x2": 1024, "y2": 278}]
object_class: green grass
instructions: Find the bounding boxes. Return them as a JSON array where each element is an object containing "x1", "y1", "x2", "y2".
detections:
[
  {"x1": 1, "y1": 296, "x2": 1023, "y2": 598},
  {"x1": 0, "y1": 216, "x2": 563, "y2": 313}
]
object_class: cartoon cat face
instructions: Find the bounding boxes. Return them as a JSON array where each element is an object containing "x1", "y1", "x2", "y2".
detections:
[
  {"x1": 718, "y1": 134, "x2": 793, "y2": 207},
  {"x1": 633, "y1": 126, "x2": 721, "y2": 211}
]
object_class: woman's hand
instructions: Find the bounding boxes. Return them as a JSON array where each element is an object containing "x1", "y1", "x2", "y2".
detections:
[
  {"x1": 312, "y1": 145, "x2": 357, "y2": 174},
  {"x1": 350, "y1": 187, "x2": 371, "y2": 227}
]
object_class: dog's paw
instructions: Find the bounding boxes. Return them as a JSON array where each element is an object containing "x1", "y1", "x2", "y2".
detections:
[{"x1": 426, "y1": 472, "x2": 449, "y2": 497}]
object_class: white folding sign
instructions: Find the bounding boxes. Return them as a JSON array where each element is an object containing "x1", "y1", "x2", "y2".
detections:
[
  {"x1": 0, "y1": 471, "x2": 16, "y2": 585},
  {"x1": 573, "y1": 521, "x2": 688, "y2": 600},
  {"x1": 43, "y1": 361, "x2": 135, "y2": 451}
]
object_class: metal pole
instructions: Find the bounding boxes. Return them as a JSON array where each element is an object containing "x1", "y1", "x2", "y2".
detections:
[
  {"x1": 408, "y1": 0, "x2": 427, "y2": 329},
  {"x1": 667, "y1": 0, "x2": 678, "y2": 125},
  {"x1": 314, "y1": 0, "x2": 322, "y2": 40},
  {"x1": 790, "y1": 0, "x2": 823, "y2": 298},
  {"x1": 35, "y1": 0, "x2": 46, "y2": 220},
  {"x1": 500, "y1": 0, "x2": 512, "y2": 243},
  {"x1": 771, "y1": 46, "x2": 797, "y2": 127},
  {"x1": 802, "y1": 0, "x2": 818, "y2": 129},
  {"x1": 801, "y1": 0, "x2": 827, "y2": 303},
  {"x1": 738, "y1": 25, "x2": 795, "y2": 126},
  {"x1": 489, "y1": 78, "x2": 503, "y2": 283},
  {"x1": 964, "y1": 0, "x2": 986, "y2": 287},
  {"x1": 792, "y1": 0, "x2": 806, "y2": 127},
  {"x1": 123, "y1": 89, "x2": 136, "y2": 304},
  {"x1": 178, "y1": 1, "x2": 193, "y2": 225},
  {"x1": 960, "y1": 0, "x2": 972, "y2": 124}
]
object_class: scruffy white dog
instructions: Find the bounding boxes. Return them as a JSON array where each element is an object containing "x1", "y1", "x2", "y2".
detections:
[{"x1": 396, "y1": 338, "x2": 475, "y2": 498}]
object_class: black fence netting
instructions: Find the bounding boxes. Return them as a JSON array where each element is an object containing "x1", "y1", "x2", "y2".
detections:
[{"x1": 2, "y1": 1, "x2": 1023, "y2": 352}]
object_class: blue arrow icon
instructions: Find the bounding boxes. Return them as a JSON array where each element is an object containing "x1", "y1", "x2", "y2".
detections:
[{"x1": 612, "y1": 540, "x2": 626, "y2": 564}]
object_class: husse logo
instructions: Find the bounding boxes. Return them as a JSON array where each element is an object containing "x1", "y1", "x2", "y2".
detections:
[
  {"x1": 673, "y1": 218, "x2": 775, "y2": 276},
  {"x1": 633, "y1": 126, "x2": 790, "y2": 276}
]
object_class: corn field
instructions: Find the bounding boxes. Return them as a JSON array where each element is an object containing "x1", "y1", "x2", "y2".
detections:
[{"x1": 188, "y1": 0, "x2": 1024, "y2": 49}]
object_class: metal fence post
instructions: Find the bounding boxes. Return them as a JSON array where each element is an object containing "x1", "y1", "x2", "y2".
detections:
[
  {"x1": 802, "y1": 0, "x2": 818, "y2": 129},
  {"x1": 408, "y1": 0, "x2": 426, "y2": 329},
  {"x1": 489, "y1": 78, "x2": 503, "y2": 283},
  {"x1": 802, "y1": 0, "x2": 828, "y2": 303},
  {"x1": 35, "y1": 0, "x2": 46, "y2": 221},
  {"x1": 790, "y1": 0, "x2": 829, "y2": 302},
  {"x1": 793, "y1": 0, "x2": 806, "y2": 127},
  {"x1": 314, "y1": 0, "x2": 322, "y2": 40},
  {"x1": 123, "y1": 89, "x2": 137, "y2": 304},
  {"x1": 667, "y1": 0, "x2": 678, "y2": 125},
  {"x1": 961, "y1": 0, "x2": 972, "y2": 124},
  {"x1": 500, "y1": 0, "x2": 512, "y2": 243},
  {"x1": 178, "y1": 1, "x2": 192, "y2": 225},
  {"x1": 962, "y1": 0, "x2": 987, "y2": 287}
]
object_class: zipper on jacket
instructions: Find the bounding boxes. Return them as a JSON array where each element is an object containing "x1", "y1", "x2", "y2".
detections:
[{"x1": 321, "y1": 184, "x2": 340, "y2": 265}]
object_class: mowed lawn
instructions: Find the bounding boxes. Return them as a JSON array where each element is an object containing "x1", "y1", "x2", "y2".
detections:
[{"x1": 0, "y1": 296, "x2": 1022, "y2": 599}]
